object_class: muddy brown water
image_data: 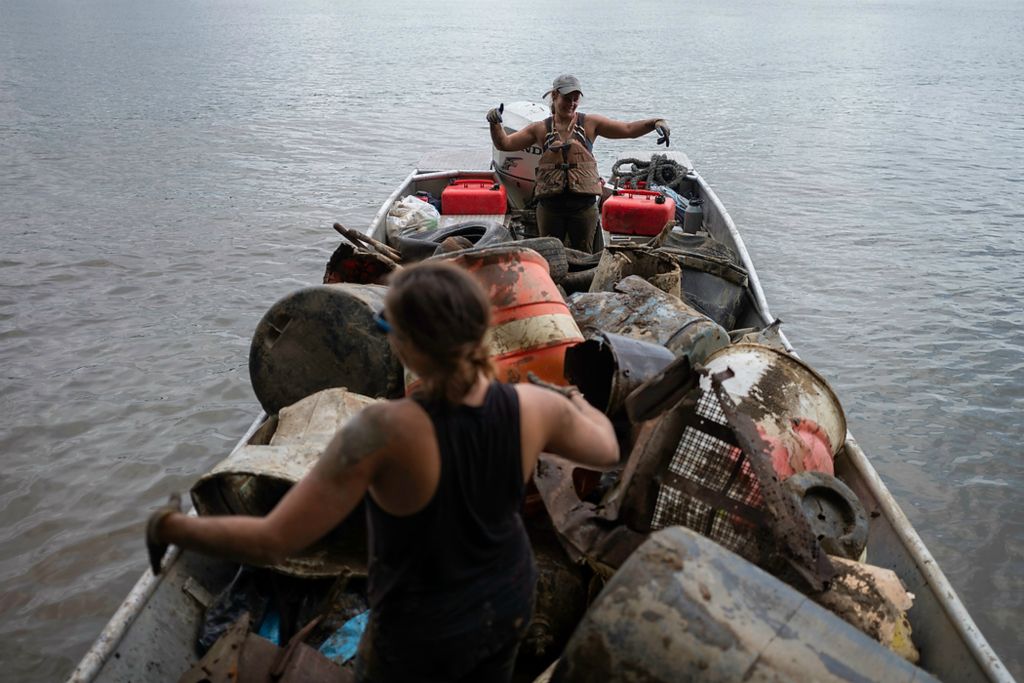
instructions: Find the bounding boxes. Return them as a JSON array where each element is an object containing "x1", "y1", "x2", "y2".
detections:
[{"x1": 1, "y1": 0, "x2": 1021, "y2": 679}]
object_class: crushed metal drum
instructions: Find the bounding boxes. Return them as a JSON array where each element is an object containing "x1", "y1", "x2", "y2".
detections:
[
  {"x1": 610, "y1": 357, "x2": 848, "y2": 585},
  {"x1": 588, "y1": 246, "x2": 682, "y2": 298},
  {"x1": 549, "y1": 527, "x2": 936, "y2": 683},
  {"x1": 192, "y1": 388, "x2": 379, "y2": 578},
  {"x1": 707, "y1": 368, "x2": 834, "y2": 592},
  {"x1": 700, "y1": 342, "x2": 848, "y2": 478},
  {"x1": 568, "y1": 276, "x2": 729, "y2": 365}
]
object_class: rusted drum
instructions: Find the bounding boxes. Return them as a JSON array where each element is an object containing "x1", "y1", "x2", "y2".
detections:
[
  {"x1": 551, "y1": 526, "x2": 936, "y2": 683},
  {"x1": 249, "y1": 283, "x2": 404, "y2": 414},
  {"x1": 610, "y1": 343, "x2": 849, "y2": 566},
  {"x1": 192, "y1": 388, "x2": 379, "y2": 577},
  {"x1": 564, "y1": 332, "x2": 675, "y2": 417},
  {"x1": 433, "y1": 245, "x2": 583, "y2": 385},
  {"x1": 568, "y1": 275, "x2": 729, "y2": 365},
  {"x1": 588, "y1": 246, "x2": 681, "y2": 298},
  {"x1": 655, "y1": 247, "x2": 749, "y2": 330},
  {"x1": 700, "y1": 342, "x2": 847, "y2": 478}
]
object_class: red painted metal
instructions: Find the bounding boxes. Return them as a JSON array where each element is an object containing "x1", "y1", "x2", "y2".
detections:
[
  {"x1": 441, "y1": 178, "x2": 508, "y2": 215},
  {"x1": 601, "y1": 189, "x2": 676, "y2": 236},
  {"x1": 406, "y1": 246, "x2": 583, "y2": 395}
]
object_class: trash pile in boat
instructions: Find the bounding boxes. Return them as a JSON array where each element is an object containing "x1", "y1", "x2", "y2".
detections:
[{"x1": 181, "y1": 169, "x2": 931, "y2": 681}]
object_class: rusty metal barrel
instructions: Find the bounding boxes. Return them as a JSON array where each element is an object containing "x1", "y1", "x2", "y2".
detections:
[
  {"x1": 614, "y1": 341, "x2": 850, "y2": 564},
  {"x1": 191, "y1": 388, "x2": 379, "y2": 577},
  {"x1": 249, "y1": 283, "x2": 404, "y2": 414},
  {"x1": 568, "y1": 275, "x2": 730, "y2": 365},
  {"x1": 430, "y1": 245, "x2": 583, "y2": 386},
  {"x1": 551, "y1": 526, "x2": 936, "y2": 683},
  {"x1": 655, "y1": 247, "x2": 749, "y2": 330},
  {"x1": 700, "y1": 342, "x2": 847, "y2": 478}
]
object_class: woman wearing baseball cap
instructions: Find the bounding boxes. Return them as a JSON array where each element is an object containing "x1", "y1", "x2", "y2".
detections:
[{"x1": 488, "y1": 75, "x2": 670, "y2": 252}]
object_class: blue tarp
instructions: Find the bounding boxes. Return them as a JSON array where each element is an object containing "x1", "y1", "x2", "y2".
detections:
[{"x1": 319, "y1": 610, "x2": 370, "y2": 664}]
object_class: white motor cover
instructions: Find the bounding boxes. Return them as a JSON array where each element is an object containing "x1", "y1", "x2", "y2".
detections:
[{"x1": 491, "y1": 101, "x2": 549, "y2": 210}]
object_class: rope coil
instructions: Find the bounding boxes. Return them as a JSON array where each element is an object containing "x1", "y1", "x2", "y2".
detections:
[{"x1": 610, "y1": 154, "x2": 691, "y2": 192}]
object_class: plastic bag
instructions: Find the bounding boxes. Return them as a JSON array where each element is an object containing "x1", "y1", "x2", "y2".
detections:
[
  {"x1": 197, "y1": 565, "x2": 269, "y2": 654},
  {"x1": 386, "y1": 195, "x2": 439, "y2": 242}
]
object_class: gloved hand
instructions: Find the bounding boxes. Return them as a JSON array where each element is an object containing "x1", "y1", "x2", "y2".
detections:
[
  {"x1": 655, "y1": 119, "x2": 671, "y2": 146},
  {"x1": 486, "y1": 103, "x2": 504, "y2": 125},
  {"x1": 145, "y1": 492, "x2": 182, "y2": 575}
]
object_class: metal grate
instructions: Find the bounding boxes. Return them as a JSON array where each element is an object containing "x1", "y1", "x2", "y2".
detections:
[
  {"x1": 669, "y1": 426, "x2": 735, "y2": 490},
  {"x1": 696, "y1": 387, "x2": 727, "y2": 423},
  {"x1": 651, "y1": 485, "x2": 687, "y2": 530},
  {"x1": 647, "y1": 387, "x2": 764, "y2": 560}
]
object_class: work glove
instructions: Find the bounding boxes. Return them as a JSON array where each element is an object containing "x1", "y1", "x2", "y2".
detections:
[
  {"x1": 145, "y1": 492, "x2": 182, "y2": 575},
  {"x1": 655, "y1": 119, "x2": 671, "y2": 146},
  {"x1": 486, "y1": 103, "x2": 504, "y2": 125}
]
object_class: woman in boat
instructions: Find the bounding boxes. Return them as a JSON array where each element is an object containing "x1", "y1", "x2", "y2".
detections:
[
  {"x1": 145, "y1": 261, "x2": 619, "y2": 682},
  {"x1": 488, "y1": 74, "x2": 670, "y2": 253}
]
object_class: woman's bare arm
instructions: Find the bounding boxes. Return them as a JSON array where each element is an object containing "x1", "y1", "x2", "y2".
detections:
[
  {"x1": 490, "y1": 120, "x2": 543, "y2": 152},
  {"x1": 589, "y1": 113, "x2": 664, "y2": 140},
  {"x1": 155, "y1": 404, "x2": 390, "y2": 566},
  {"x1": 516, "y1": 383, "x2": 619, "y2": 475}
]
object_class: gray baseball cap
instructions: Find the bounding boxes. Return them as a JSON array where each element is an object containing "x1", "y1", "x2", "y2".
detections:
[{"x1": 544, "y1": 74, "x2": 583, "y2": 97}]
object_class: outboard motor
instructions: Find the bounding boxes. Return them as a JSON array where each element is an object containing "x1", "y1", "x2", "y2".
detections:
[{"x1": 491, "y1": 101, "x2": 548, "y2": 210}]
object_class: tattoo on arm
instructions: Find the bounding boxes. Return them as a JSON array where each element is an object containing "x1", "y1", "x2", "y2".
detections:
[{"x1": 319, "y1": 406, "x2": 388, "y2": 479}]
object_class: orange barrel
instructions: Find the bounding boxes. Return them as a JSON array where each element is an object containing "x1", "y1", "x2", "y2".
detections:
[{"x1": 408, "y1": 245, "x2": 583, "y2": 392}]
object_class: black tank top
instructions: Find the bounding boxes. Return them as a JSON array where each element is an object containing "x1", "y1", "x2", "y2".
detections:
[{"x1": 364, "y1": 382, "x2": 537, "y2": 642}]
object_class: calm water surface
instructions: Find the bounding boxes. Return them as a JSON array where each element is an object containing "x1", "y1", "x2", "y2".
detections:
[{"x1": 1, "y1": 0, "x2": 1021, "y2": 679}]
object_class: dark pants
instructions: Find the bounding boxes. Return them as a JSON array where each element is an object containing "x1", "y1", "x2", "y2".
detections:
[
  {"x1": 353, "y1": 609, "x2": 528, "y2": 683},
  {"x1": 536, "y1": 196, "x2": 598, "y2": 253}
]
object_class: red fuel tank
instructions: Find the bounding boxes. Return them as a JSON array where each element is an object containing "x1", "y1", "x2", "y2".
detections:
[
  {"x1": 601, "y1": 188, "x2": 676, "y2": 236},
  {"x1": 441, "y1": 178, "x2": 508, "y2": 215}
]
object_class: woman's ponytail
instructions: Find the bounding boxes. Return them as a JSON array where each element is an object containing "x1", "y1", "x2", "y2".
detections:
[{"x1": 385, "y1": 262, "x2": 494, "y2": 403}]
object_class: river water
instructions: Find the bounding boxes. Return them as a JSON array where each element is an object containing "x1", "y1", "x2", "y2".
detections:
[{"x1": 1, "y1": 0, "x2": 1021, "y2": 679}]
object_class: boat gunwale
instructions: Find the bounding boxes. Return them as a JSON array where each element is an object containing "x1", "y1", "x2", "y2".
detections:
[
  {"x1": 841, "y1": 435, "x2": 1014, "y2": 682},
  {"x1": 65, "y1": 412, "x2": 269, "y2": 683}
]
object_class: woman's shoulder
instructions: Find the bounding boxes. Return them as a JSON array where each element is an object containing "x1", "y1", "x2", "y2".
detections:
[{"x1": 376, "y1": 397, "x2": 433, "y2": 435}]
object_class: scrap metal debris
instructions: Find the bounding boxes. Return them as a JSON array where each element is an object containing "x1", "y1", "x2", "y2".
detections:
[{"x1": 707, "y1": 367, "x2": 834, "y2": 592}]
